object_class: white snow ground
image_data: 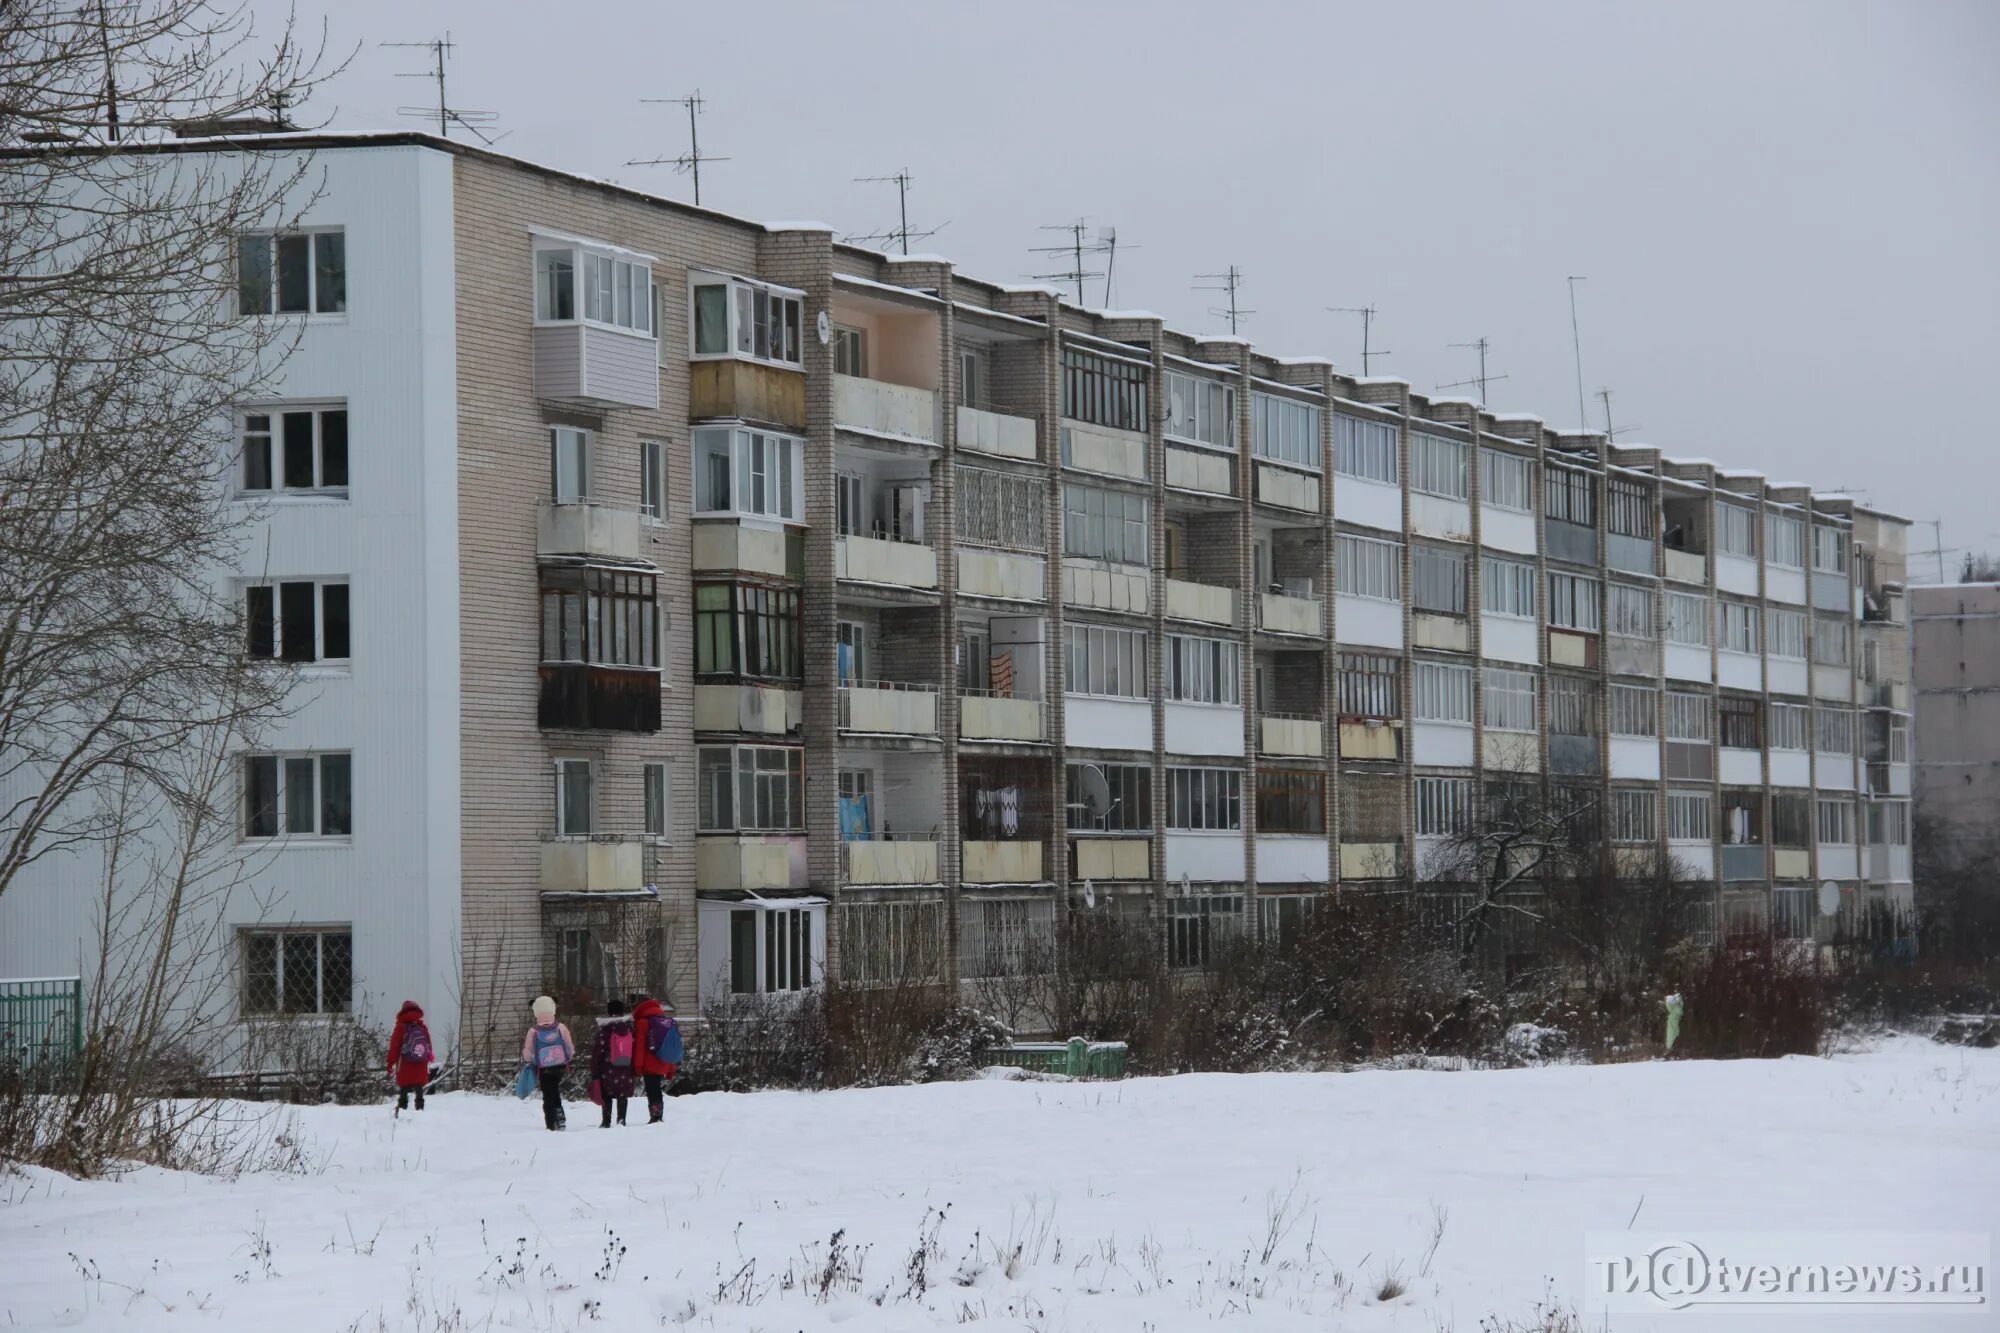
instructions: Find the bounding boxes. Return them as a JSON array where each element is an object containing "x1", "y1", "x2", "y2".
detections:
[{"x1": 3, "y1": 1037, "x2": 1994, "y2": 1331}]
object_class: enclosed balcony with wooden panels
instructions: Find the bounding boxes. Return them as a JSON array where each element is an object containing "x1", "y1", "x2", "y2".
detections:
[{"x1": 690, "y1": 358, "x2": 807, "y2": 432}]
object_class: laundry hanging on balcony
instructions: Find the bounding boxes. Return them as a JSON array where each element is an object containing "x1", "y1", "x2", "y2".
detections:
[
  {"x1": 839, "y1": 793, "x2": 872, "y2": 841},
  {"x1": 970, "y1": 786, "x2": 1020, "y2": 838}
]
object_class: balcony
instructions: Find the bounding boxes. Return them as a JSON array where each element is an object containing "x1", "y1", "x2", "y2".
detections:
[
  {"x1": 1259, "y1": 590, "x2": 1322, "y2": 637},
  {"x1": 1061, "y1": 422, "x2": 1147, "y2": 480},
  {"x1": 957, "y1": 404, "x2": 1037, "y2": 460},
  {"x1": 1070, "y1": 837, "x2": 1150, "y2": 881},
  {"x1": 1606, "y1": 532, "x2": 1654, "y2": 576},
  {"x1": 1546, "y1": 520, "x2": 1596, "y2": 566},
  {"x1": 533, "y1": 322, "x2": 658, "y2": 410},
  {"x1": 539, "y1": 840, "x2": 644, "y2": 893},
  {"x1": 694, "y1": 682, "x2": 802, "y2": 735},
  {"x1": 1062, "y1": 559, "x2": 1149, "y2": 613},
  {"x1": 1166, "y1": 444, "x2": 1234, "y2": 496},
  {"x1": 1259, "y1": 715, "x2": 1324, "y2": 758},
  {"x1": 843, "y1": 839, "x2": 940, "y2": 885},
  {"x1": 839, "y1": 682, "x2": 939, "y2": 737},
  {"x1": 538, "y1": 501, "x2": 645, "y2": 563},
  {"x1": 1412, "y1": 612, "x2": 1470, "y2": 652},
  {"x1": 957, "y1": 548, "x2": 1045, "y2": 602},
  {"x1": 1165, "y1": 576, "x2": 1237, "y2": 627},
  {"x1": 836, "y1": 373, "x2": 937, "y2": 443},
  {"x1": 695, "y1": 834, "x2": 808, "y2": 891},
  {"x1": 1721, "y1": 844, "x2": 1768, "y2": 882},
  {"x1": 960, "y1": 691, "x2": 1044, "y2": 742},
  {"x1": 1665, "y1": 548, "x2": 1708, "y2": 585},
  {"x1": 1863, "y1": 679, "x2": 1910, "y2": 710},
  {"x1": 834, "y1": 534, "x2": 937, "y2": 590},
  {"x1": 1339, "y1": 842, "x2": 1403, "y2": 879},
  {"x1": 1773, "y1": 848, "x2": 1812, "y2": 880},
  {"x1": 691, "y1": 520, "x2": 800, "y2": 578},
  {"x1": 1550, "y1": 734, "x2": 1602, "y2": 776},
  {"x1": 962, "y1": 840, "x2": 1045, "y2": 883},
  {"x1": 538, "y1": 663, "x2": 660, "y2": 732},
  {"x1": 1253, "y1": 463, "x2": 1320, "y2": 513},
  {"x1": 690, "y1": 357, "x2": 806, "y2": 431},
  {"x1": 1337, "y1": 720, "x2": 1401, "y2": 761}
]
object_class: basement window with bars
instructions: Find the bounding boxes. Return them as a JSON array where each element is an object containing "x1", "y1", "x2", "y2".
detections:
[
  {"x1": 1337, "y1": 651, "x2": 1400, "y2": 719},
  {"x1": 1482, "y1": 556, "x2": 1536, "y2": 618},
  {"x1": 1166, "y1": 371, "x2": 1236, "y2": 449},
  {"x1": 246, "y1": 581, "x2": 349, "y2": 664},
  {"x1": 1484, "y1": 667, "x2": 1537, "y2": 733},
  {"x1": 238, "y1": 229, "x2": 345, "y2": 317},
  {"x1": 1413, "y1": 661, "x2": 1474, "y2": 725},
  {"x1": 698, "y1": 745, "x2": 805, "y2": 832},
  {"x1": 242, "y1": 752, "x2": 352, "y2": 840},
  {"x1": 1412, "y1": 546, "x2": 1468, "y2": 615},
  {"x1": 956, "y1": 465, "x2": 1045, "y2": 550},
  {"x1": 241, "y1": 928, "x2": 351, "y2": 1017},
  {"x1": 1610, "y1": 684, "x2": 1658, "y2": 737},
  {"x1": 240, "y1": 406, "x2": 348, "y2": 493},
  {"x1": 1480, "y1": 448, "x2": 1533, "y2": 512},
  {"x1": 1411, "y1": 433, "x2": 1470, "y2": 500},
  {"x1": 1335, "y1": 533, "x2": 1402, "y2": 601},
  {"x1": 1334, "y1": 414, "x2": 1398, "y2": 484},
  {"x1": 1061, "y1": 345, "x2": 1148, "y2": 432},
  {"x1": 1166, "y1": 767, "x2": 1243, "y2": 831}
]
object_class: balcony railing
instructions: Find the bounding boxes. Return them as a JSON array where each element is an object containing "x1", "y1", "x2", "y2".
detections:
[
  {"x1": 834, "y1": 532, "x2": 938, "y2": 589},
  {"x1": 959, "y1": 686, "x2": 1045, "y2": 741},
  {"x1": 1165, "y1": 576, "x2": 1237, "y2": 627},
  {"x1": 539, "y1": 839, "x2": 645, "y2": 893},
  {"x1": 956, "y1": 403, "x2": 1036, "y2": 459},
  {"x1": 1721, "y1": 844, "x2": 1767, "y2": 882},
  {"x1": 1258, "y1": 590, "x2": 1322, "y2": 636},
  {"x1": 1259, "y1": 714, "x2": 1324, "y2": 758},
  {"x1": 537, "y1": 500, "x2": 646, "y2": 564},
  {"x1": 1664, "y1": 548, "x2": 1708, "y2": 584},
  {"x1": 962, "y1": 839, "x2": 1046, "y2": 883},
  {"x1": 843, "y1": 839, "x2": 940, "y2": 885},
  {"x1": 836, "y1": 373, "x2": 937, "y2": 442},
  {"x1": 838, "y1": 680, "x2": 940, "y2": 736},
  {"x1": 539, "y1": 662, "x2": 661, "y2": 733}
]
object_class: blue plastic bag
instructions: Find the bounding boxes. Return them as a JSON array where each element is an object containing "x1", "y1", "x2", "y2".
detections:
[{"x1": 512, "y1": 1062, "x2": 536, "y2": 1100}]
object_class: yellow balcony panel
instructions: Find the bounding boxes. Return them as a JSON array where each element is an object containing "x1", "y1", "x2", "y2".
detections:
[
  {"x1": 1260, "y1": 716, "x2": 1324, "y2": 758},
  {"x1": 696, "y1": 835, "x2": 806, "y2": 891},
  {"x1": 1338, "y1": 720, "x2": 1402, "y2": 760},
  {"x1": 1339, "y1": 842, "x2": 1403, "y2": 879},
  {"x1": 540, "y1": 841, "x2": 645, "y2": 893},
  {"x1": 694, "y1": 683, "x2": 802, "y2": 735},
  {"x1": 1073, "y1": 837, "x2": 1150, "y2": 881},
  {"x1": 691, "y1": 357, "x2": 806, "y2": 431},
  {"x1": 962, "y1": 840, "x2": 1044, "y2": 883},
  {"x1": 844, "y1": 839, "x2": 939, "y2": 885}
]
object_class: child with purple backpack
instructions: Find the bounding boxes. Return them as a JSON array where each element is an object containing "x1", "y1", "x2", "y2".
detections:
[
  {"x1": 521, "y1": 995, "x2": 575, "y2": 1131},
  {"x1": 589, "y1": 997, "x2": 638, "y2": 1128}
]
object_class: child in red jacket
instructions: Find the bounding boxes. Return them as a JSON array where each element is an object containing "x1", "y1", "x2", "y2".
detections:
[
  {"x1": 629, "y1": 995, "x2": 680, "y2": 1123},
  {"x1": 387, "y1": 1000, "x2": 434, "y2": 1113}
]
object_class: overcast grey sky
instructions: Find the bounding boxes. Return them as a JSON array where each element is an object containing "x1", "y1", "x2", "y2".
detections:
[{"x1": 279, "y1": 0, "x2": 1997, "y2": 572}]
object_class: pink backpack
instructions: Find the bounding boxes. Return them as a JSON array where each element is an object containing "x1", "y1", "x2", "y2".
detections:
[{"x1": 608, "y1": 1029, "x2": 634, "y2": 1068}]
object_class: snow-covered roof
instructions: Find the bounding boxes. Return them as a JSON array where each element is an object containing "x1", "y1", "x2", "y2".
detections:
[
  {"x1": 1426, "y1": 396, "x2": 1482, "y2": 409},
  {"x1": 1098, "y1": 309, "x2": 1167, "y2": 323},
  {"x1": 763, "y1": 220, "x2": 835, "y2": 233},
  {"x1": 884, "y1": 252, "x2": 954, "y2": 265},
  {"x1": 834, "y1": 271, "x2": 943, "y2": 305},
  {"x1": 1272, "y1": 355, "x2": 1337, "y2": 368},
  {"x1": 1355, "y1": 375, "x2": 1410, "y2": 388}
]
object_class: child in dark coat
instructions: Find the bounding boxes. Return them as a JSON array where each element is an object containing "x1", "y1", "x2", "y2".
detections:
[
  {"x1": 387, "y1": 1000, "x2": 434, "y2": 1113},
  {"x1": 590, "y1": 998, "x2": 638, "y2": 1127}
]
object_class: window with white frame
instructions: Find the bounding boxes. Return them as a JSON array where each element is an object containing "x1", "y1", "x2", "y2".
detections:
[
  {"x1": 1812, "y1": 616, "x2": 1850, "y2": 666},
  {"x1": 240, "y1": 406, "x2": 348, "y2": 493},
  {"x1": 693, "y1": 426, "x2": 804, "y2": 521},
  {"x1": 1612, "y1": 789, "x2": 1657, "y2": 843},
  {"x1": 1718, "y1": 503, "x2": 1758, "y2": 558},
  {"x1": 1815, "y1": 707, "x2": 1854, "y2": 755},
  {"x1": 1066, "y1": 623, "x2": 1149, "y2": 698},
  {"x1": 1166, "y1": 371, "x2": 1236, "y2": 449},
  {"x1": 1608, "y1": 583, "x2": 1654, "y2": 638},
  {"x1": 1766, "y1": 511, "x2": 1806, "y2": 568},
  {"x1": 1666, "y1": 592, "x2": 1710, "y2": 646},
  {"x1": 1166, "y1": 767, "x2": 1242, "y2": 831},
  {"x1": 1482, "y1": 555, "x2": 1536, "y2": 618},
  {"x1": 1415, "y1": 776, "x2": 1473, "y2": 836},
  {"x1": 1889, "y1": 717, "x2": 1909, "y2": 764},
  {"x1": 1610, "y1": 684, "x2": 1658, "y2": 737},
  {"x1": 1871, "y1": 800, "x2": 1910, "y2": 846},
  {"x1": 238, "y1": 229, "x2": 345, "y2": 316},
  {"x1": 246, "y1": 580, "x2": 349, "y2": 664},
  {"x1": 639, "y1": 441, "x2": 666, "y2": 521},
  {"x1": 697, "y1": 745, "x2": 805, "y2": 832},
  {"x1": 1767, "y1": 609, "x2": 1808, "y2": 659},
  {"x1": 550, "y1": 427, "x2": 591, "y2": 503},
  {"x1": 1816, "y1": 797, "x2": 1855, "y2": 845},
  {"x1": 644, "y1": 761, "x2": 672, "y2": 838},
  {"x1": 1336, "y1": 534, "x2": 1401, "y2": 600},
  {"x1": 1413, "y1": 660, "x2": 1474, "y2": 724},
  {"x1": 956, "y1": 465, "x2": 1045, "y2": 551},
  {"x1": 1812, "y1": 525, "x2": 1848, "y2": 574},
  {"x1": 1667, "y1": 788, "x2": 1711, "y2": 841},
  {"x1": 1337, "y1": 651, "x2": 1399, "y2": 719},
  {"x1": 241, "y1": 927, "x2": 351, "y2": 1016},
  {"x1": 1252, "y1": 392, "x2": 1321, "y2": 470},
  {"x1": 832, "y1": 324, "x2": 867, "y2": 377},
  {"x1": 1548, "y1": 674, "x2": 1597, "y2": 737},
  {"x1": 1768, "y1": 703, "x2": 1810, "y2": 751},
  {"x1": 726, "y1": 904, "x2": 817, "y2": 994},
  {"x1": 689, "y1": 274, "x2": 801, "y2": 365},
  {"x1": 1412, "y1": 545, "x2": 1468, "y2": 615},
  {"x1": 1067, "y1": 762, "x2": 1151, "y2": 832},
  {"x1": 1411, "y1": 432, "x2": 1469, "y2": 499},
  {"x1": 1063, "y1": 483, "x2": 1149, "y2": 565},
  {"x1": 242, "y1": 752, "x2": 352, "y2": 840},
  {"x1": 537, "y1": 241, "x2": 655, "y2": 335},
  {"x1": 1480, "y1": 448, "x2": 1533, "y2": 512},
  {"x1": 1169, "y1": 894, "x2": 1244, "y2": 969},
  {"x1": 1484, "y1": 667, "x2": 1537, "y2": 732},
  {"x1": 1666, "y1": 691, "x2": 1711, "y2": 742},
  {"x1": 1607, "y1": 475, "x2": 1652, "y2": 539},
  {"x1": 553, "y1": 758, "x2": 593, "y2": 837},
  {"x1": 1717, "y1": 601, "x2": 1758, "y2": 655},
  {"x1": 1333, "y1": 414, "x2": 1398, "y2": 483},
  {"x1": 1545, "y1": 466, "x2": 1595, "y2": 527},
  {"x1": 1166, "y1": 634, "x2": 1241, "y2": 705},
  {"x1": 1547, "y1": 572, "x2": 1600, "y2": 631}
]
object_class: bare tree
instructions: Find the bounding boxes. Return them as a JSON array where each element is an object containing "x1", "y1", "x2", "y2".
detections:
[{"x1": 0, "y1": 1, "x2": 343, "y2": 901}]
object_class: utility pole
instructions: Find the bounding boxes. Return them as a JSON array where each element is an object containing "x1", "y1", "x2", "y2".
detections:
[
  {"x1": 846, "y1": 171, "x2": 942, "y2": 256},
  {"x1": 631, "y1": 91, "x2": 729, "y2": 206},
  {"x1": 1330, "y1": 305, "x2": 1388, "y2": 375},
  {"x1": 1196, "y1": 266, "x2": 1252, "y2": 335},
  {"x1": 1567, "y1": 276, "x2": 1588, "y2": 431}
]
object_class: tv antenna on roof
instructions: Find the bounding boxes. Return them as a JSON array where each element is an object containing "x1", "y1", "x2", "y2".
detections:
[
  {"x1": 1438, "y1": 337, "x2": 1507, "y2": 402},
  {"x1": 384, "y1": 33, "x2": 499, "y2": 144},
  {"x1": 629, "y1": 91, "x2": 729, "y2": 207},
  {"x1": 1330, "y1": 305, "x2": 1388, "y2": 375},
  {"x1": 1567, "y1": 276, "x2": 1589, "y2": 430},
  {"x1": 1196, "y1": 265, "x2": 1252, "y2": 335},
  {"x1": 1595, "y1": 388, "x2": 1641, "y2": 441},
  {"x1": 1030, "y1": 218, "x2": 1109, "y2": 306},
  {"x1": 845, "y1": 170, "x2": 945, "y2": 255}
]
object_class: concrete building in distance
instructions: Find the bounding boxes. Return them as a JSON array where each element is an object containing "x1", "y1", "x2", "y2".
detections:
[
  {"x1": 1912, "y1": 583, "x2": 2000, "y2": 850},
  {"x1": 0, "y1": 130, "x2": 1916, "y2": 1065}
]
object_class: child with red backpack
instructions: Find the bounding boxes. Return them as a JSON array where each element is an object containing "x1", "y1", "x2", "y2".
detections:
[
  {"x1": 630, "y1": 995, "x2": 682, "y2": 1123},
  {"x1": 589, "y1": 998, "x2": 638, "y2": 1128},
  {"x1": 387, "y1": 1000, "x2": 434, "y2": 1114}
]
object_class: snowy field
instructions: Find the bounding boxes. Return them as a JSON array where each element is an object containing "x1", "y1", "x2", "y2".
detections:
[{"x1": 4, "y1": 1037, "x2": 1994, "y2": 1331}]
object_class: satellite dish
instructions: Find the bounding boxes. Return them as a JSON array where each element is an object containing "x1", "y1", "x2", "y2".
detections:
[
  {"x1": 815, "y1": 309, "x2": 832, "y2": 345},
  {"x1": 1075, "y1": 764, "x2": 1112, "y2": 821},
  {"x1": 1816, "y1": 880, "x2": 1842, "y2": 918},
  {"x1": 1081, "y1": 878, "x2": 1096, "y2": 909}
]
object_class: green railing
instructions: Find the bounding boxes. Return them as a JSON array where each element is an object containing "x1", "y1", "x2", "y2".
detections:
[
  {"x1": 985, "y1": 1037, "x2": 1128, "y2": 1079},
  {"x1": 0, "y1": 977, "x2": 84, "y2": 1070}
]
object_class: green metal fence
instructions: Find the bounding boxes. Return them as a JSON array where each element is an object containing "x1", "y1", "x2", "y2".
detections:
[
  {"x1": 0, "y1": 977, "x2": 84, "y2": 1070},
  {"x1": 985, "y1": 1037, "x2": 1128, "y2": 1079}
]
